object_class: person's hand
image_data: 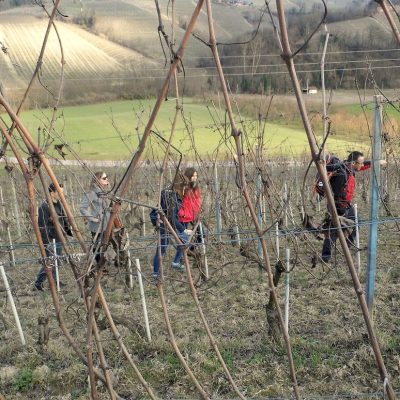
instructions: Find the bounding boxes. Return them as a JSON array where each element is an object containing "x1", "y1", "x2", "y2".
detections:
[
  {"x1": 91, "y1": 218, "x2": 100, "y2": 223},
  {"x1": 379, "y1": 160, "x2": 387, "y2": 168},
  {"x1": 184, "y1": 229, "x2": 193, "y2": 235}
]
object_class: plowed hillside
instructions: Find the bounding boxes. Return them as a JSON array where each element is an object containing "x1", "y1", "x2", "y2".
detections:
[{"x1": 0, "y1": 14, "x2": 154, "y2": 86}]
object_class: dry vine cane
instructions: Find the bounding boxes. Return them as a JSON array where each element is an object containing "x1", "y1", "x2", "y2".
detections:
[
  {"x1": 203, "y1": 0, "x2": 300, "y2": 398},
  {"x1": 0, "y1": 121, "x2": 116, "y2": 392},
  {"x1": 160, "y1": 213, "x2": 246, "y2": 399},
  {"x1": 86, "y1": 0, "x2": 208, "y2": 398},
  {"x1": 274, "y1": 1, "x2": 396, "y2": 399},
  {"x1": 375, "y1": 0, "x2": 400, "y2": 45}
]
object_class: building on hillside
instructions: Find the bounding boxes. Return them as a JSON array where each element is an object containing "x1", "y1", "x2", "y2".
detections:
[
  {"x1": 302, "y1": 80, "x2": 318, "y2": 94},
  {"x1": 226, "y1": 0, "x2": 254, "y2": 6}
]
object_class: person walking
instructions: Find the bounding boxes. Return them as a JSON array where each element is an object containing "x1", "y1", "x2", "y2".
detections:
[
  {"x1": 321, "y1": 151, "x2": 387, "y2": 262},
  {"x1": 178, "y1": 167, "x2": 201, "y2": 243},
  {"x1": 79, "y1": 171, "x2": 111, "y2": 265},
  {"x1": 151, "y1": 174, "x2": 192, "y2": 279},
  {"x1": 34, "y1": 183, "x2": 72, "y2": 291}
]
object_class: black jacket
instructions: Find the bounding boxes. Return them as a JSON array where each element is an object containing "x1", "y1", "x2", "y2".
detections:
[
  {"x1": 38, "y1": 200, "x2": 72, "y2": 244},
  {"x1": 150, "y1": 189, "x2": 186, "y2": 233}
]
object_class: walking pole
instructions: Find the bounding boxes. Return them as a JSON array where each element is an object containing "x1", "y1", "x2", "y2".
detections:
[
  {"x1": 135, "y1": 259, "x2": 151, "y2": 342},
  {"x1": 53, "y1": 239, "x2": 60, "y2": 292},
  {"x1": 198, "y1": 222, "x2": 209, "y2": 279},
  {"x1": 0, "y1": 264, "x2": 26, "y2": 345},
  {"x1": 354, "y1": 203, "x2": 361, "y2": 275}
]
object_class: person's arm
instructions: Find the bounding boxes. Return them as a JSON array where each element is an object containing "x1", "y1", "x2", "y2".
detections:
[
  {"x1": 360, "y1": 160, "x2": 386, "y2": 171},
  {"x1": 79, "y1": 191, "x2": 99, "y2": 223},
  {"x1": 326, "y1": 161, "x2": 344, "y2": 172},
  {"x1": 60, "y1": 206, "x2": 73, "y2": 237},
  {"x1": 38, "y1": 202, "x2": 52, "y2": 242},
  {"x1": 172, "y1": 195, "x2": 187, "y2": 234}
]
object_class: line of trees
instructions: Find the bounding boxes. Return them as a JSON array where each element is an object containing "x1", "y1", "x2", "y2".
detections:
[{"x1": 217, "y1": 4, "x2": 398, "y2": 94}]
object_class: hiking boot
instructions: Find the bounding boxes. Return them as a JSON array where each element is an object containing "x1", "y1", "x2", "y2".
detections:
[
  {"x1": 171, "y1": 262, "x2": 185, "y2": 271},
  {"x1": 33, "y1": 283, "x2": 44, "y2": 291}
]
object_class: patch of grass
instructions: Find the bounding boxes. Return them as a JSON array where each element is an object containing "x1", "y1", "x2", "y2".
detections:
[
  {"x1": 159, "y1": 351, "x2": 182, "y2": 373},
  {"x1": 219, "y1": 347, "x2": 235, "y2": 369},
  {"x1": 3, "y1": 98, "x2": 360, "y2": 160},
  {"x1": 202, "y1": 358, "x2": 220, "y2": 374},
  {"x1": 291, "y1": 347, "x2": 304, "y2": 369},
  {"x1": 12, "y1": 367, "x2": 33, "y2": 393}
]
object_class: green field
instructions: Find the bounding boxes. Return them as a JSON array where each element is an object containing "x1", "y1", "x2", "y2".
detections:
[
  {"x1": 6, "y1": 99, "x2": 364, "y2": 160},
  {"x1": 344, "y1": 102, "x2": 400, "y2": 121}
]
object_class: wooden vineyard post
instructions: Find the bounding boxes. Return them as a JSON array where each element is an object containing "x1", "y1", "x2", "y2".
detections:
[
  {"x1": 0, "y1": 264, "x2": 25, "y2": 345},
  {"x1": 7, "y1": 223, "x2": 16, "y2": 269},
  {"x1": 126, "y1": 232, "x2": 133, "y2": 289},
  {"x1": 213, "y1": 163, "x2": 222, "y2": 243},
  {"x1": 11, "y1": 178, "x2": 22, "y2": 238},
  {"x1": 53, "y1": 239, "x2": 60, "y2": 292},
  {"x1": 284, "y1": 248, "x2": 290, "y2": 334},
  {"x1": 135, "y1": 259, "x2": 151, "y2": 342}
]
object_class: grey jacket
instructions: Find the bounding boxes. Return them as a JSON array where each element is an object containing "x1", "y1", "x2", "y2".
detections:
[{"x1": 79, "y1": 186, "x2": 110, "y2": 233}]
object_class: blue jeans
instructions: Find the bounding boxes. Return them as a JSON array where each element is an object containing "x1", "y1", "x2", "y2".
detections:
[
  {"x1": 153, "y1": 227, "x2": 189, "y2": 276},
  {"x1": 321, "y1": 205, "x2": 356, "y2": 262},
  {"x1": 35, "y1": 242, "x2": 63, "y2": 286}
]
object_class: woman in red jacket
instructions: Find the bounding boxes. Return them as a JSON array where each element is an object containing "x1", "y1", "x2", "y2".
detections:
[{"x1": 178, "y1": 167, "x2": 201, "y2": 235}]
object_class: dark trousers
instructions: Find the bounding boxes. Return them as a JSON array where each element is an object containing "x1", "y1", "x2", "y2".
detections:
[
  {"x1": 35, "y1": 242, "x2": 63, "y2": 286},
  {"x1": 321, "y1": 205, "x2": 356, "y2": 262}
]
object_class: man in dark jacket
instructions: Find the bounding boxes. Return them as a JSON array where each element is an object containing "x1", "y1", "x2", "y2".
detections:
[
  {"x1": 34, "y1": 183, "x2": 72, "y2": 291},
  {"x1": 321, "y1": 151, "x2": 387, "y2": 262}
]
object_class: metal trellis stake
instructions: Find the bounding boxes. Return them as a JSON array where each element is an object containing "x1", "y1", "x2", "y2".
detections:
[
  {"x1": 198, "y1": 222, "x2": 209, "y2": 279},
  {"x1": 366, "y1": 95, "x2": 383, "y2": 314},
  {"x1": 53, "y1": 239, "x2": 60, "y2": 292},
  {"x1": 354, "y1": 203, "x2": 361, "y2": 275}
]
